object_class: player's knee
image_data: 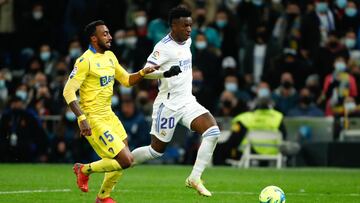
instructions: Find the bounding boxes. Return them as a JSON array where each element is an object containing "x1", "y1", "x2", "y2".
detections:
[
  {"x1": 202, "y1": 126, "x2": 221, "y2": 138},
  {"x1": 117, "y1": 154, "x2": 134, "y2": 169}
]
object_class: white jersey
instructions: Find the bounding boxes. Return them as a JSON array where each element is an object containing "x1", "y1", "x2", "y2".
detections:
[{"x1": 147, "y1": 34, "x2": 196, "y2": 110}]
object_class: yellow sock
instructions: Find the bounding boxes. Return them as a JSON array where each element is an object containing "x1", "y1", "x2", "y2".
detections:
[
  {"x1": 98, "y1": 171, "x2": 123, "y2": 199},
  {"x1": 81, "y1": 158, "x2": 121, "y2": 174}
]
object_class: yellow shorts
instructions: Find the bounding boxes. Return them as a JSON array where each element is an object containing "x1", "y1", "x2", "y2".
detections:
[{"x1": 84, "y1": 114, "x2": 127, "y2": 158}]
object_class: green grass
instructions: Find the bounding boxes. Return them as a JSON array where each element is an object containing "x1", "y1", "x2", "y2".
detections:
[{"x1": 0, "y1": 164, "x2": 359, "y2": 203}]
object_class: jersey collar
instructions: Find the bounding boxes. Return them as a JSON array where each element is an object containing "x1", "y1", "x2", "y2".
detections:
[{"x1": 88, "y1": 44, "x2": 97, "y2": 53}]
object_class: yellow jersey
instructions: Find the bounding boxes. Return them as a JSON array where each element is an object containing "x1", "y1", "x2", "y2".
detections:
[{"x1": 65, "y1": 45, "x2": 130, "y2": 117}]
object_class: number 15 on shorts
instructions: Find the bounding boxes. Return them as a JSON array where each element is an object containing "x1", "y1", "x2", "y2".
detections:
[{"x1": 99, "y1": 130, "x2": 115, "y2": 154}]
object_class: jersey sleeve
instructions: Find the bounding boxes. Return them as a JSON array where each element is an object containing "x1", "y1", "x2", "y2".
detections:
[
  {"x1": 63, "y1": 57, "x2": 89, "y2": 104},
  {"x1": 113, "y1": 55, "x2": 130, "y2": 87},
  {"x1": 146, "y1": 44, "x2": 169, "y2": 66}
]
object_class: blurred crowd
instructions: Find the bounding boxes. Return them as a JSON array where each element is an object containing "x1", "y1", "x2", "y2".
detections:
[{"x1": 2, "y1": 0, "x2": 360, "y2": 163}]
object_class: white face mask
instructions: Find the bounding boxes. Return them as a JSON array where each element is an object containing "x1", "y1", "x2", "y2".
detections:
[
  {"x1": 335, "y1": 61, "x2": 347, "y2": 72},
  {"x1": 344, "y1": 38, "x2": 356, "y2": 49},
  {"x1": 33, "y1": 11, "x2": 43, "y2": 20},
  {"x1": 344, "y1": 102, "x2": 356, "y2": 111},
  {"x1": 16, "y1": 90, "x2": 27, "y2": 101},
  {"x1": 0, "y1": 80, "x2": 5, "y2": 89},
  {"x1": 69, "y1": 48, "x2": 81, "y2": 58},
  {"x1": 134, "y1": 16, "x2": 147, "y2": 27},
  {"x1": 40, "y1": 51, "x2": 51, "y2": 61},
  {"x1": 195, "y1": 41, "x2": 207, "y2": 50},
  {"x1": 125, "y1": 37, "x2": 137, "y2": 48},
  {"x1": 115, "y1": 39, "x2": 125, "y2": 46},
  {"x1": 120, "y1": 86, "x2": 132, "y2": 95},
  {"x1": 258, "y1": 88, "x2": 270, "y2": 98},
  {"x1": 111, "y1": 95, "x2": 120, "y2": 106},
  {"x1": 65, "y1": 111, "x2": 76, "y2": 122},
  {"x1": 225, "y1": 82, "x2": 238, "y2": 92}
]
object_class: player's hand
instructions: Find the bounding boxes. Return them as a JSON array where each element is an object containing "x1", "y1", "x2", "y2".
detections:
[
  {"x1": 164, "y1": 65, "x2": 182, "y2": 78},
  {"x1": 79, "y1": 119, "x2": 92, "y2": 136},
  {"x1": 142, "y1": 65, "x2": 160, "y2": 75}
]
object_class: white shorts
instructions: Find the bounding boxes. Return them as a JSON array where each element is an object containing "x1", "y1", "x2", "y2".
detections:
[{"x1": 150, "y1": 101, "x2": 209, "y2": 142}]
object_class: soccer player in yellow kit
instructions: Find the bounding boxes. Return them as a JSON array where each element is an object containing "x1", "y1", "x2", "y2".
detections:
[{"x1": 63, "y1": 20, "x2": 180, "y2": 203}]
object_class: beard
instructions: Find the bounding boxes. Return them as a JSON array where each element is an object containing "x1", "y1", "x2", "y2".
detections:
[{"x1": 98, "y1": 41, "x2": 110, "y2": 51}]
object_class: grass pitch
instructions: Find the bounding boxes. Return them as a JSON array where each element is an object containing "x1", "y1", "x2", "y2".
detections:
[{"x1": 0, "y1": 164, "x2": 359, "y2": 203}]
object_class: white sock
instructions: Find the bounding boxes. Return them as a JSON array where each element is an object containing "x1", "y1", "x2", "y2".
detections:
[
  {"x1": 189, "y1": 126, "x2": 220, "y2": 180},
  {"x1": 132, "y1": 145, "x2": 163, "y2": 165}
]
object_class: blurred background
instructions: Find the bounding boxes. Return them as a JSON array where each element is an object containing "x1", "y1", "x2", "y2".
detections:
[{"x1": 1, "y1": 0, "x2": 360, "y2": 167}]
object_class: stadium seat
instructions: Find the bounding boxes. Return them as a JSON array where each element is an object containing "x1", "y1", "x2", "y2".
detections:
[
  {"x1": 340, "y1": 118, "x2": 360, "y2": 142},
  {"x1": 227, "y1": 131, "x2": 284, "y2": 169}
]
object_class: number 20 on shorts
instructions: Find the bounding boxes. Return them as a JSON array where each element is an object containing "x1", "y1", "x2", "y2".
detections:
[{"x1": 160, "y1": 117, "x2": 175, "y2": 129}]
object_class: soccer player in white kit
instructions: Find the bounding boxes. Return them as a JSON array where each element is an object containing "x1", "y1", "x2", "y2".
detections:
[{"x1": 132, "y1": 6, "x2": 220, "y2": 197}]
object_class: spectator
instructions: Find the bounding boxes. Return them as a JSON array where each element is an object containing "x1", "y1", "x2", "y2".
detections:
[
  {"x1": 319, "y1": 55, "x2": 358, "y2": 116},
  {"x1": 301, "y1": 0, "x2": 336, "y2": 61},
  {"x1": 191, "y1": 7, "x2": 221, "y2": 50},
  {"x1": 215, "y1": 90, "x2": 244, "y2": 117},
  {"x1": 272, "y1": 1, "x2": 302, "y2": 50},
  {"x1": 287, "y1": 87, "x2": 324, "y2": 117},
  {"x1": 0, "y1": 70, "x2": 9, "y2": 109},
  {"x1": 38, "y1": 43, "x2": 59, "y2": 79},
  {"x1": 192, "y1": 68, "x2": 217, "y2": 113},
  {"x1": 135, "y1": 90, "x2": 152, "y2": 116},
  {"x1": 273, "y1": 72, "x2": 299, "y2": 114},
  {"x1": 337, "y1": 0, "x2": 360, "y2": 36},
  {"x1": 0, "y1": 96, "x2": 48, "y2": 162},
  {"x1": 242, "y1": 24, "x2": 281, "y2": 84},
  {"x1": 213, "y1": 93, "x2": 286, "y2": 165},
  {"x1": 116, "y1": 98, "x2": 150, "y2": 150},
  {"x1": 193, "y1": 32, "x2": 222, "y2": 96}
]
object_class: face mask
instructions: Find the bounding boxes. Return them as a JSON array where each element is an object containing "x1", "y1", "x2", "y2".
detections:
[
  {"x1": 216, "y1": 20, "x2": 227, "y2": 28},
  {"x1": 344, "y1": 102, "x2": 357, "y2": 111},
  {"x1": 65, "y1": 111, "x2": 77, "y2": 122},
  {"x1": 115, "y1": 39, "x2": 125, "y2": 46},
  {"x1": 16, "y1": 90, "x2": 27, "y2": 101},
  {"x1": 258, "y1": 88, "x2": 270, "y2": 98},
  {"x1": 33, "y1": 11, "x2": 43, "y2": 20},
  {"x1": 272, "y1": 0, "x2": 281, "y2": 4},
  {"x1": 0, "y1": 80, "x2": 5, "y2": 89},
  {"x1": 251, "y1": 0, "x2": 263, "y2": 6},
  {"x1": 195, "y1": 41, "x2": 207, "y2": 50},
  {"x1": 282, "y1": 81, "x2": 293, "y2": 89},
  {"x1": 345, "y1": 7, "x2": 357, "y2": 17},
  {"x1": 316, "y1": 2, "x2": 328, "y2": 13},
  {"x1": 40, "y1": 51, "x2": 51, "y2": 61},
  {"x1": 69, "y1": 48, "x2": 81, "y2": 59},
  {"x1": 120, "y1": 86, "x2": 132, "y2": 95},
  {"x1": 225, "y1": 82, "x2": 238, "y2": 92},
  {"x1": 57, "y1": 69, "x2": 67, "y2": 76},
  {"x1": 197, "y1": 15, "x2": 206, "y2": 26},
  {"x1": 345, "y1": 38, "x2": 356, "y2": 49},
  {"x1": 125, "y1": 37, "x2": 137, "y2": 47},
  {"x1": 300, "y1": 96, "x2": 312, "y2": 105},
  {"x1": 222, "y1": 100, "x2": 233, "y2": 108},
  {"x1": 335, "y1": 61, "x2": 347, "y2": 72},
  {"x1": 336, "y1": 0, "x2": 347, "y2": 9},
  {"x1": 138, "y1": 97, "x2": 148, "y2": 105},
  {"x1": 111, "y1": 95, "x2": 119, "y2": 106},
  {"x1": 134, "y1": 16, "x2": 147, "y2": 27}
]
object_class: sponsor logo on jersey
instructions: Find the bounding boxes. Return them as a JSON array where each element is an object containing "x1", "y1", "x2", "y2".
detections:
[
  {"x1": 100, "y1": 75, "x2": 114, "y2": 86},
  {"x1": 69, "y1": 66, "x2": 78, "y2": 79},
  {"x1": 151, "y1": 51, "x2": 160, "y2": 60}
]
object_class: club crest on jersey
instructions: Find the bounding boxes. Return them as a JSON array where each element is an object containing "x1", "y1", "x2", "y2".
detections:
[
  {"x1": 96, "y1": 63, "x2": 100, "y2": 67},
  {"x1": 151, "y1": 51, "x2": 160, "y2": 60},
  {"x1": 69, "y1": 66, "x2": 78, "y2": 79},
  {"x1": 100, "y1": 75, "x2": 114, "y2": 86}
]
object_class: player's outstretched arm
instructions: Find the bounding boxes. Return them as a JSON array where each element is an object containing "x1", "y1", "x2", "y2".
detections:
[
  {"x1": 143, "y1": 65, "x2": 182, "y2": 79},
  {"x1": 128, "y1": 65, "x2": 160, "y2": 86}
]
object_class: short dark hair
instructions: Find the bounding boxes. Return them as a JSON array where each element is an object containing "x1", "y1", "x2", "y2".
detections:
[
  {"x1": 84, "y1": 20, "x2": 105, "y2": 42},
  {"x1": 168, "y1": 6, "x2": 191, "y2": 26}
]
